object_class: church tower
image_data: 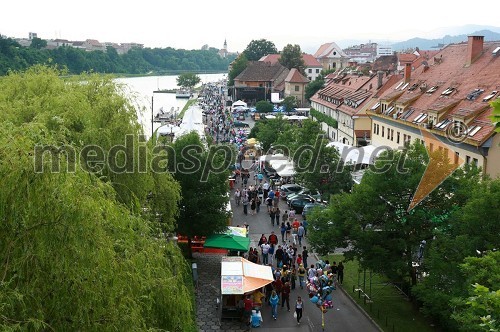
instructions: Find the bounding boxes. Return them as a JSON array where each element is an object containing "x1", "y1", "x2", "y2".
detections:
[{"x1": 223, "y1": 39, "x2": 227, "y2": 51}]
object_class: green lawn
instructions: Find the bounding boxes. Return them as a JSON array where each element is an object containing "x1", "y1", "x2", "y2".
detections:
[{"x1": 327, "y1": 254, "x2": 441, "y2": 332}]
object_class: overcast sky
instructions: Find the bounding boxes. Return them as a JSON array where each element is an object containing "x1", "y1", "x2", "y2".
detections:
[{"x1": 3, "y1": 0, "x2": 499, "y2": 53}]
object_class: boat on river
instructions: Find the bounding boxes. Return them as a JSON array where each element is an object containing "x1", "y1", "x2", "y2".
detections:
[{"x1": 175, "y1": 89, "x2": 192, "y2": 98}]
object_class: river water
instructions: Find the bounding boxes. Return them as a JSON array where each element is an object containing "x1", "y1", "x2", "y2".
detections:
[{"x1": 116, "y1": 73, "x2": 226, "y2": 138}]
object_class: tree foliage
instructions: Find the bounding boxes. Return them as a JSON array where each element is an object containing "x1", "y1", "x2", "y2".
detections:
[
  {"x1": 228, "y1": 53, "x2": 248, "y2": 86},
  {"x1": 243, "y1": 39, "x2": 278, "y2": 61},
  {"x1": 167, "y1": 132, "x2": 230, "y2": 241},
  {"x1": 490, "y1": 98, "x2": 500, "y2": 132},
  {"x1": 177, "y1": 72, "x2": 201, "y2": 89},
  {"x1": 413, "y1": 178, "x2": 500, "y2": 330},
  {"x1": 0, "y1": 66, "x2": 196, "y2": 331},
  {"x1": 282, "y1": 96, "x2": 298, "y2": 112},
  {"x1": 451, "y1": 251, "x2": 500, "y2": 332},
  {"x1": 255, "y1": 100, "x2": 274, "y2": 113},
  {"x1": 279, "y1": 44, "x2": 305, "y2": 74},
  {"x1": 308, "y1": 143, "x2": 481, "y2": 287},
  {"x1": 0, "y1": 36, "x2": 235, "y2": 75}
]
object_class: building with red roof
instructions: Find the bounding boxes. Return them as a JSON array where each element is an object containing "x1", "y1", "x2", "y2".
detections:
[
  {"x1": 368, "y1": 36, "x2": 500, "y2": 178},
  {"x1": 259, "y1": 53, "x2": 323, "y2": 81},
  {"x1": 284, "y1": 69, "x2": 310, "y2": 107}
]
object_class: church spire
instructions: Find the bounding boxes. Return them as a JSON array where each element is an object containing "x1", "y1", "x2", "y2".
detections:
[{"x1": 224, "y1": 39, "x2": 227, "y2": 50}]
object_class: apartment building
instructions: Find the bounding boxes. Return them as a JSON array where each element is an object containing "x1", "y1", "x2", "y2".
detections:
[{"x1": 367, "y1": 36, "x2": 500, "y2": 178}]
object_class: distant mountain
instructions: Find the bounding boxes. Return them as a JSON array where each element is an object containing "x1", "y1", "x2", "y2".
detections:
[{"x1": 390, "y1": 29, "x2": 500, "y2": 51}]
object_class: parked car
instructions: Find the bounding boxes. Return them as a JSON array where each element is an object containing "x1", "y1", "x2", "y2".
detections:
[
  {"x1": 233, "y1": 121, "x2": 250, "y2": 128},
  {"x1": 302, "y1": 203, "x2": 326, "y2": 220},
  {"x1": 286, "y1": 188, "x2": 322, "y2": 202},
  {"x1": 289, "y1": 196, "x2": 316, "y2": 214},
  {"x1": 279, "y1": 184, "x2": 303, "y2": 200},
  {"x1": 287, "y1": 194, "x2": 315, "y2": 207}
]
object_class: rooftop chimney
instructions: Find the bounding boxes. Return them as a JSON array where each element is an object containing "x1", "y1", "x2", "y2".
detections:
[
  {"x1": 377, "y1": 71, "x2": 384, "y2": 89},
  {"x1": 466, "y1": 35, "x2": 484, "y2": 67},
  {"x1": 404, "y1": 63, "x2": 412, "y2": 83}
]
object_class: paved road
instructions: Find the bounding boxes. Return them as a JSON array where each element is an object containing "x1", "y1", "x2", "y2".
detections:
[
  {"x1": 226, "y1": 177, "x2": 381, "y2": 332},
  {"x1": 194, "y1": 112, "x2": 380, "y2": 332}
]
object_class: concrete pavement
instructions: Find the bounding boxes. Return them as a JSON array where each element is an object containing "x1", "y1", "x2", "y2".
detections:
[{"x1": 194, "y1": 174, "x2": 381, "y2": 332}]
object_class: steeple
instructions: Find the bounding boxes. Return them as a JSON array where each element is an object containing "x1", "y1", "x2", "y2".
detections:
[{"x1": 223, "y1": 39, "x2": 227, "y2": 50}]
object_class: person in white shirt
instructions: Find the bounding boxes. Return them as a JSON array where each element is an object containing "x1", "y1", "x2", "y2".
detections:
[{"x1": 261, "y1": 243, "x2": 270, "y2": 265}]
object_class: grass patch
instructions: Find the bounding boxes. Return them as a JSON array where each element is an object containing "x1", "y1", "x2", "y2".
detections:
[
  {"x1": 327, "y1": 254, "x2": 440, "y2": 332},
  {"x1": 177, "y1": 98, "x2": 197, "y2": 119}
]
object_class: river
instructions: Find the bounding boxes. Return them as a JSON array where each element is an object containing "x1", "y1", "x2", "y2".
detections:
[{"x1": 115, "y1": 73, "x2": 227, "y2": 138}]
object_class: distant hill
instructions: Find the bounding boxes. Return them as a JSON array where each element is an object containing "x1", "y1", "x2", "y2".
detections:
[{"x1": 390, "y1": 29, "x2": 500, "y2": 51}]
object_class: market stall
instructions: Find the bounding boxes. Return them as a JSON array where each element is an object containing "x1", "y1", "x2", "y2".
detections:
[{"x1": 219, "y1": 256, "x2": 274, "y2": 321}]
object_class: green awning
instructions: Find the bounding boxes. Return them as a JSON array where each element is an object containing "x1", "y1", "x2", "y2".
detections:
[{"x1": 203, "y1": 234, "x2": 250, "y2": 252}]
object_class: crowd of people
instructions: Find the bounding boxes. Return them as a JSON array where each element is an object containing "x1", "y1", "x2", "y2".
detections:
[{"x1": 199, "y1": 80, "x2": 346, "y2": 329}]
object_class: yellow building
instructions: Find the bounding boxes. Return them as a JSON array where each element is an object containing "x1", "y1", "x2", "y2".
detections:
[{"x1": 367, "y1": 36, "x2": 500, "y2": 178}]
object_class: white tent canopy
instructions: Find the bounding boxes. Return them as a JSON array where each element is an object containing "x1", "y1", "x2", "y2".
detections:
[
  {"x1": 277, "y1": 165, "x2": 295, "y2": 177},
  {"x1": 221, "y1": 256, "x2": 273, "y2": 295},
  {"x1": 232, "y1": 100, "x2": 247, "y2": 108},
  {"x1": 326, "y1": 142, "x2": 386, "y2": 165}
]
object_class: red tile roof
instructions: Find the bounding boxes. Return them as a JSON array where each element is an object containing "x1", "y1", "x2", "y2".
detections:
[
  {"x1": 260, "y1": 53, "x2": 322, "y2": 68},
  {"x1": 371, "y1": 40, "x2": 500, "y2": 145},
  {"x1": 285, "y1": 68, "x2": 310, "y2": 83},
  {"x1": 302, "y1": 54, "x2": 322, "y2": 67},
  {"x1": 398, "y1": 53, "x2": 417, "y2": 63}
]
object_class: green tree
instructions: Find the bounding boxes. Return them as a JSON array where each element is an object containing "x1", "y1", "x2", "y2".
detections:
[
  {"x1": 451, "y1": 251, "x2": 500, "y2": 332},
  {"x1": 279, "y1": 44, "x2": 305, "y2": 74},
  {"x1": 243, "y1": 39, "x2": 278, "y2": 61},
  {"x1": 29, "y1": 37, "x2": 47, "y2": 49},
  {"x1": 255, "y1": 100, "x2": 274, "y2": 113},
  {"x1": 254, "y1": 115, "x2": 290, "y2": 151},
  {"x1": 228, "y1": 53, "x2": 248, "y2": 86},
  {"x1": 0, "y1": 66, "x2": 196, "y2": 331},
  {"x1": 413, "y1": 178, "x2": 500, "y2": 330},
  {"x1": 176, "y1": 72, "x2": 201, "y2": 89},
  {"x1": 308, "y1": 143, "x2": 480, "y2": 286},
  {"x1": 490, "y1": 98, "x2": 500, "y2": 132},
  {"x1": 282, "y1": 96, "x2": 298, "y2": 112},
  {"x1": 167, "y1": 132, "x2": 231, "y2": 255}
]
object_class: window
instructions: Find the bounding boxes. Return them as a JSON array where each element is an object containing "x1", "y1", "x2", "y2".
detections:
[
  {"x1": 308, "y1": 69, "x2": 312, "y2": 73},
  {"x1": 295, "y1": 85, "x2": 300, "y2": 92},
  {"x1": 373, "y1": 123, "x2": 377, "y2": 134},
  {"x1": 382, "y1": 126, "x2": 385, "y2": 138},
  {"x1": 466, "y1": 156, "x2": 471, "y2": 164},
  {"x1": 472, "y1": 158, "x2": 478, "y2": 166},
  {"x1": 308, "y1": 77, "x2": 312, "y2": 81},
  {"x1": 403, "y1": 134, "x2": 407, "y2": 142},
  {"x1": 390, "y1": 129, "x2": 394, "y2": 141},
  {"x1": 397, "y1": 132, "x2": 400, "y2": 144},
  {"x1": 407, "y1": 135, "x2": 411, "y2": 143},
  {"x1": 316, "y1": 69, "x2": 320, "y2": 73}
]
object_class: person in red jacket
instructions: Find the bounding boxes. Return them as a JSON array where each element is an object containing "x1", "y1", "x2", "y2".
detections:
[{"x1": 268, "y1": 231, "x2": 278, "y2": 245}]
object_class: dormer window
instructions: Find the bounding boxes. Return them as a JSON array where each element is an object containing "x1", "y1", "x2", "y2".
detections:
[
  {"x1": 441, "y1": 87, "x2": 455, "y2": 96},
  {"x1": 466, "y1": 89, "x2": 484, "y2": 101},
  {"x1": 482, "y1": 90, "x2": 498, "y2": 102}
]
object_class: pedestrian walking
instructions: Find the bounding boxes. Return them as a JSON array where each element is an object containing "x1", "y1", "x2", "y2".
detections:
[
  {"x1": 250, "y1": 198, "x2": 256, "y2": 215},
  {"x1": 234, "y1": 188, "x2": 241, "y2": 206},
  {"x1": 242, "y1": 195, "x2": 249, "y2": 215},
  {"x1": 302, "y1": 247, "x2": 309, "y2": 268},
  {"x1": 295, "y1": 296, "x2": 304, "y2": 325},
  {"x1": 297, "y1": 223, "x2": 305, "y2": 246},
  {"x1": 269, "y1": 290, "x2": 279, "y2": 320},
  {"x1": 338, "y1": 262, "x2": 345, "y2": 284},
  {"x1": 269, "y1": 207, "x2": 276, "y2": 226},
  {"x1": 280, "y1": 222, "x2": 286, "y2": 242},
  {"x1": 298, "y1": 264, "x2": 306, "y2": 289},
  {"x1": 281, "y1": 281, "x2": 291, "y2": 311}
]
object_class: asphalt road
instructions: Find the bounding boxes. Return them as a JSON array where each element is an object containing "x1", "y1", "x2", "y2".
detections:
[{"x1": 229, "y1": 175, "x2": 380, "y2": 332}]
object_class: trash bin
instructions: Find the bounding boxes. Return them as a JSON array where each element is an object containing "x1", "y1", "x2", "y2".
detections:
[{"x1": 192, "y1": 262, "x2": 198, "y2": 288}]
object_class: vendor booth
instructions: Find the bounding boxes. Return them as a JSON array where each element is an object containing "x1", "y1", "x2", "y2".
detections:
[{"x1": 218, "y1": 256, "x2": 274, "y2": 322}]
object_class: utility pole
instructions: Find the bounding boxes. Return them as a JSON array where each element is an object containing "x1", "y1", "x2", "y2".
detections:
[{"x1": 151, "y1": 95, "x2": 154, "y2": 139}]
